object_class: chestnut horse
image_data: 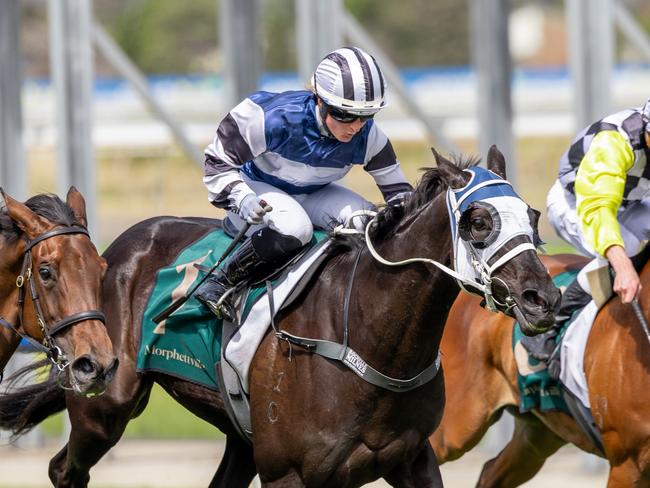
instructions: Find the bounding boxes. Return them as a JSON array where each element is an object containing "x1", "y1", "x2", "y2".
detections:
[
  {"x1": 0, "y1": 188, "x2": 117, "y2": 398},
  {"x1": 430, "y1": 250, "x2": 650, "y2": 487},
  {"x1": 0, "y1": 147, "x2": 559, "y2": 488}
]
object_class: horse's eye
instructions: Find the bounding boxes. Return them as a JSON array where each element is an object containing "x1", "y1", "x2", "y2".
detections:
[
  {"x1": 39, "y1": 266, "x2": 52, "y2": 281},
  {"x1": 471, "y1": 217, "x2": 486, "y2": 230}
]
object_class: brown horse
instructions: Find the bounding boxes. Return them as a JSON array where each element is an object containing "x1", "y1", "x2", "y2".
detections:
[
  {"x1": 0, "y1": 188, "x2": 117, "y2": 398},
  {"x1": 430, "y1": 250, "x2": 650, "y2": 487},
  {"x1": 0, "y1": 147, "x2": 559, "y2": 488}
]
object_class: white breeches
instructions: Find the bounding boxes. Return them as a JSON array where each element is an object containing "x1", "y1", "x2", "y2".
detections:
[
  {"x1": 547, "y1": 179, "x2": 650, "y2": 258},
  {"x1": 547, "y1": 179, "x2": 650, "y2": 291},
  {"x1": 227, "y1": 173, "x2": 376, "y2": 245}
]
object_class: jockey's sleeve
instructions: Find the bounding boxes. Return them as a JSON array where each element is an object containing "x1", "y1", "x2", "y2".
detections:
[
  {"x1": 203, "y1": 98, "x2": 267, "y2": 210},
  {"x1": 574, "y1": 130, "x2": 635, "y2": 256},
  {"x1": 363, "y1": 125, "x2": 413, "y2": 202}
]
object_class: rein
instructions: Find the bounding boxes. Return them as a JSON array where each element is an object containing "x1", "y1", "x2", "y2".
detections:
[{"x1": 0, "y1": 226, "x2": 106, "y2": 383}]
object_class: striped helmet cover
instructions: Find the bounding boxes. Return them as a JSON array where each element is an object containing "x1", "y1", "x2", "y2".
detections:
[
  {"x1": 312, "y1": 46, "x2": 387, "y2": 115},
  {"x1": 643, "y1": 98, "x2": 650, "y2": 131}
]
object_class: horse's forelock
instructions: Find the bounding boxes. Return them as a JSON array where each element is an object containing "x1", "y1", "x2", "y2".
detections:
[
  {"x1": 25, "y1": 194, "x2": 81, "y2": 228},
  {"x1": 0, "y1": 194, "x2": 82, "y2": 242}
]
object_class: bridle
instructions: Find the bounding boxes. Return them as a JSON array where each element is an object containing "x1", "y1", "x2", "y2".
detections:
[{"x1": 0, "y1": 226, "x2": 106, "y2": 383}]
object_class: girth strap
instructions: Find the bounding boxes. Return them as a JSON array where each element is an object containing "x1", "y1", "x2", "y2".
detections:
[
  {"x1": 276, "y1": 330, "x2": 442, "y2": 392},
  {"x1": 48, "y1": 310, "x2": 106, "y2": 337}
]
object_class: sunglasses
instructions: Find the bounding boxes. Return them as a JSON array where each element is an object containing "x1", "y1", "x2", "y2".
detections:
[{"x1": 327, "y1": 106, "x2": 375, "y2": 123}]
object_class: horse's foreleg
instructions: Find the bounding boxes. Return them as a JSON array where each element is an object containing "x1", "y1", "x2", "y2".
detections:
[
  {"x1": 476, "y1": 414, "x2": 565, "y2": 488},
  {"x1": 48, "y1": 375, "x2": 153, "y2": 488},
  {"x1": 383, "y1": 441, "x2": 443, "y2": 488},
  {"x1": 208, "y1": 435, "x2": 257, "y2": 488}
]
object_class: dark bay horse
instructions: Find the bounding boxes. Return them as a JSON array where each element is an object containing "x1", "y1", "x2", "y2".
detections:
[
  {"x1": 1, "y1": 147, "x2": 558, "y2": 487},
  {"x1": 430, "y1": 251, "x2": 650, "y2": 487},
  {"x1": 0, "y1": 188, "x2": 117, "y2": 398}
]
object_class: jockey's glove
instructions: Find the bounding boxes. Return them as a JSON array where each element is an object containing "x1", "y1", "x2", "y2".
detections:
[
  {"x1": 386, "y1": 191, "x2": 412, "y2": 208},
  {"x1": 239, "y1": 194, "x2": 273, "y2": 224}
]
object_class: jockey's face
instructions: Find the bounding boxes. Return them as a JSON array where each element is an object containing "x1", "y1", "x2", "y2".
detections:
[
  {"x1": 325, "y1": 115, "x2": 367, "y2": 143},
  {"x1": 317, "y1": 99, "x2": 368, "y2": 143}
]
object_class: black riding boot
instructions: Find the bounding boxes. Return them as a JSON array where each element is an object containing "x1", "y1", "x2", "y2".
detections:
[
  {"x1": 195, "y1": 227, "x2": 302, "y2": 322},
  {"x1": 520, "y1": 276, "x2": 592, "y2": 365}
]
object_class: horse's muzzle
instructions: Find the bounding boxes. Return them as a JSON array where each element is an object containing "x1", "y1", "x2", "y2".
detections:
[
  {"x1": 70, "y1": 356, "x2": 119, "y2": 397},
  {"x1": 516, "y1": 287, "x2": 561, "y2": 335}
]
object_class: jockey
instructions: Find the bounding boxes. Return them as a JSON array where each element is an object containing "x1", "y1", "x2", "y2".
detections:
[
  {"x1": 522, "y1": 99, "x2": 650, "y2": 364},
  {"x1": 195, "y1": 46, "x2": 413, "y2": 321}
]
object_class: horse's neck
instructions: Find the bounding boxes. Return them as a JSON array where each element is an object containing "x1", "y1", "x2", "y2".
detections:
[{"x1": 354, "y1": 197, "x2": 458, "y2": 372}]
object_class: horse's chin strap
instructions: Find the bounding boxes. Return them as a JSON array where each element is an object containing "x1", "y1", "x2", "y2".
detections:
[{"x1": 462, "y1": 239, "x2": 537, "y2": 314}]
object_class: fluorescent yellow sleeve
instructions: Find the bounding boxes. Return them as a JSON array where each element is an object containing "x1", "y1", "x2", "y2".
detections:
[{"x1": 575, "y1": 130, "x2": 635, "y2": 256}]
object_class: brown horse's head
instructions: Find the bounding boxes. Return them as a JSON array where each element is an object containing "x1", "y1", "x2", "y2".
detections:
[
  {"x1": 433, "y1": 145, "x2": 560, "y2": 335},
  {"x1": 0, "y1": 187, "x2": 118, "y2": 396}
]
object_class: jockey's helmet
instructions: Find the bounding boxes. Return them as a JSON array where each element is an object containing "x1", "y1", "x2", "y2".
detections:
[
  {"x1": 642, "y1": 98, "x2": 650, "y2": 130},
  {"x1": 312, "y1": 47, "x2": 387, "y2": 117}
]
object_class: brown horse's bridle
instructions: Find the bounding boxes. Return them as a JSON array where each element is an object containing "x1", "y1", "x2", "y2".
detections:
[{"x1": 0, "y1": 226, "x2": 106, "y2": 382}]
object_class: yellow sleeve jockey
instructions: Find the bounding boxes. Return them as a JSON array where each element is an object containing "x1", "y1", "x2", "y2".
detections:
[
  {"x1": 574, "y1": 130, "x2": 634, "y2": 256},
  {"x1": 557, "y1": 106, "x2": 650, "y2": 257}
]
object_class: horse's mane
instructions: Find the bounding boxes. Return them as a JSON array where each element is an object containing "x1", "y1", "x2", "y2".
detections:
[
  {"x1": 0, "y1": 194, "x2": 81, "y2": 243},
  {"x1": 368, "y1": 154, "x2": 480, "y2": 242},
  {"x1": 325, "y1": 153, "x2": 479, "y2": 255}
]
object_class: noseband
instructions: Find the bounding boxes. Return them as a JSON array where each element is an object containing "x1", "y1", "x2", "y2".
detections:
[{"x1": 0, "y1": 226, "x2": 106, "y2": 378}]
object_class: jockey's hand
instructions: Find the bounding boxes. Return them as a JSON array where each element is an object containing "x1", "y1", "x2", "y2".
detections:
[
  {"x1": 386, "y1": 191, "x2": 412, "y2": 208},
  {"x1": 239, "y1": 194, "x2": 272, "y2": 224},
  {"x1": 606, "y1": 244, "x2": 642, "y2": 304}
]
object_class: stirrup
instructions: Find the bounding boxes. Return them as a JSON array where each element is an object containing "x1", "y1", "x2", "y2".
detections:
[{"x1": 206, "y1": 288, "x2": 237, "y2": 322}]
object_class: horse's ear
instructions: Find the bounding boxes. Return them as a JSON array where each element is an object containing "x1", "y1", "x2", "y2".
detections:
[
  {"x1": 3, "y1": 191, "x2": 50, "y2": 238},
  {"x1": 66, "y1": 186, "x2": 88, "y2": 228},
  {"x1": 486, "y1": 145, "x2": 507, "y2": 179},
  {"x1": 431, "y1": 147, "x2": 469, "y2": 189}
]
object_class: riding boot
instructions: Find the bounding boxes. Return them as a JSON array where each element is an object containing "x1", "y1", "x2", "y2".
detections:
[
  {"x1": 195, "y1": 227, "x2": 303, "y2": 322},
  {"x1": 520, "y1": 276, "x2": 592, "y2": 364}
]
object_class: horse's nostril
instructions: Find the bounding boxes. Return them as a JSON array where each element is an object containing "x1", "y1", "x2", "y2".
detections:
[
  {"x1": 71, "y1": 356, "x2": 98, "y2": 377},
  {"x1": 522, "y1": 289, "x2": 549, "y2": 312}
]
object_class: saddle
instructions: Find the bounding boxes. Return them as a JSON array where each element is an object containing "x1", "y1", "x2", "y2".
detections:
[{"x1": 215, "y1": 218, "x2": 333, "y2": 442}]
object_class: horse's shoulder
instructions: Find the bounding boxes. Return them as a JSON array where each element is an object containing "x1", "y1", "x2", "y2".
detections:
[{"x1": 540, "y1": 253, "x2": 589, "y2": 276}]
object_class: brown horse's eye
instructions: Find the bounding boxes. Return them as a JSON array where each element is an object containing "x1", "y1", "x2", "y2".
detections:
[{"x1": 39, "y1": 266, "x2": 53, "y2": 281}]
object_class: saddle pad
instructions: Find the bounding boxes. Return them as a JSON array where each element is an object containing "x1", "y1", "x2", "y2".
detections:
[
  {"x1": 137, "y1": 228, "x2": 329, "y2": 391},
  {"x1": 137, "y1": 228, "x2": 229, "y2": 390},
  {"x1": 512, "y1": 269, "x2": 578, "y2": 414}
]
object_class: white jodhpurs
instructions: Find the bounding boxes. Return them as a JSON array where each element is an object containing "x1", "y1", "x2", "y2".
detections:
[
  {"x1": 547, "y1": 178, "x2": 650, "y2": 292},
  {"x1": 227, "y1": 173, "x2": 376, "y2": 245},
  {"x1": 547, "y1": 179, "x2": 650, "y2": 258}
]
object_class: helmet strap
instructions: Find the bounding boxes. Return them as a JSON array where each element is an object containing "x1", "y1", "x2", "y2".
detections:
[{"x1": 316, "y1": 97, "x2": 337, "y2": 139}]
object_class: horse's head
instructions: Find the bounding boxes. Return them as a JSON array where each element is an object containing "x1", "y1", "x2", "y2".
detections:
[
  {"x1": 433, "y1": 145, "x2": 560, "y2": 335},
  {"x1": 0, "y1": 187, "x2": 118, "y2": 396}
]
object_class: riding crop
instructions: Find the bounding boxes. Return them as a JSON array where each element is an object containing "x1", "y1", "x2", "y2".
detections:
[{"x1": 152, "y1": 220, "x2": 252, "y2": 324}]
